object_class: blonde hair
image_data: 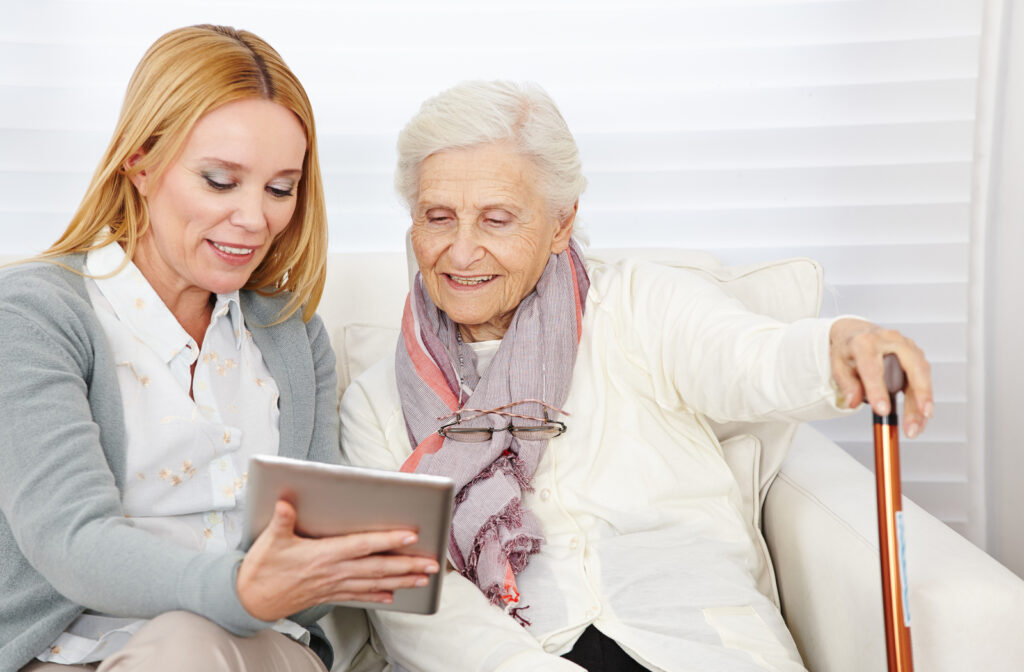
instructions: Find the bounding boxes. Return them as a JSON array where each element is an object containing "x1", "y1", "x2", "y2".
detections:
[
  {"x1": 43, "y1": 24, "x2": 327, "y2": 322},
  {"x1": 395, "y1": 80, "x2": 586, "y2": 219}
]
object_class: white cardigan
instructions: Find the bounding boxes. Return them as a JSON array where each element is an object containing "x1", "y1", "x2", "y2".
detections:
[{"x1": 340, "y1": 257, "x2": 846, "y2": 672}]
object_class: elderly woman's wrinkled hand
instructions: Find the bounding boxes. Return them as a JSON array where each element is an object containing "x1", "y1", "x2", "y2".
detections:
[
  {"x1": 829, "y1": 317, "x2": 933, "y2": 438},
  {"x1": 236, "y1": 499, "x2": 440, "y2": 622}
]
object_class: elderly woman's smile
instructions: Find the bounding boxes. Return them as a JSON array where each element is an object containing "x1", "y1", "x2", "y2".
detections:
[{"x1": 410, "y1": 142, "x2": 574, "y2": 342}]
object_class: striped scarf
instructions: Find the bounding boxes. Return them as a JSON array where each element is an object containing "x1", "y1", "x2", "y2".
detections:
[{"x1": 395, "y1": 240, "x2": 589, "y2": 620}]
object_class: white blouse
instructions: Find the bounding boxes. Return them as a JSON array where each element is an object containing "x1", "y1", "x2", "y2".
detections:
[{"x1": 37, "y1": 242, "x2": 301, "y2": 664}]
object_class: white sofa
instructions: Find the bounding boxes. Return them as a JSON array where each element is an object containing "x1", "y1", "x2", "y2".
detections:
[
  {"x1": 2, "y1": 249, "x2": 1021, "y2": 670},
  {"x1": 316, "y1": 248, "x2": 1024, "y2": 672}
]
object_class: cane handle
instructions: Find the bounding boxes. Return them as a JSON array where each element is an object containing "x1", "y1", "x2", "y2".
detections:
[{"x1": 883, "y1": 354, "x2": 906, "y2": 397}]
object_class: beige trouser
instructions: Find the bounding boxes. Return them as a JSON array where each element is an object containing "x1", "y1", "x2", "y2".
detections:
[{"x1": 20, "y1": 611, "x2": 328, "y2": 672}]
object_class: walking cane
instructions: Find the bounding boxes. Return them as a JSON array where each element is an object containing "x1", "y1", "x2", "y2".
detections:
[{"x1": 874, "y1": 354, "x2": 913, "y2": 671}]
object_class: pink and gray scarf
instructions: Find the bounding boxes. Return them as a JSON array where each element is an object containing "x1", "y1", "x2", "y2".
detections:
[{"x1": 396, "y1": 240, "x2": 589, "y2": 620}]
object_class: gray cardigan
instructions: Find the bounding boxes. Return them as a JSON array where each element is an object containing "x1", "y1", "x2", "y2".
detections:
[{"x1": 0, "y1": 256, "x2": 339, "y2": 671}]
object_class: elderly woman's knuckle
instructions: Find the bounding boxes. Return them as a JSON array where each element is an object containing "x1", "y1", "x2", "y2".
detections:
[
  {"x1": 849, "y1": 333, "x2": 874, "y2": 355},
  {"x1": 851, "y1": 327, "x2": 872, "y2": 341},
  {"x1": 880, "y1": 328, "x2": 900, "y2": 341}
]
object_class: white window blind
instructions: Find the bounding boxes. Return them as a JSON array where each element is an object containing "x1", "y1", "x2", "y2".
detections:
[{"x1": 0, "y1": 0, "x2": 984, "y2": 540}]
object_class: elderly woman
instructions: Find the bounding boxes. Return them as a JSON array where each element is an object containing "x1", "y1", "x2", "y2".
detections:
[
  {"x1": 339, "y1": 81, "x2": 932, "y2": 671},
  {"x1": 0, "y1": 25, "x2": 438, "y2": 672}
]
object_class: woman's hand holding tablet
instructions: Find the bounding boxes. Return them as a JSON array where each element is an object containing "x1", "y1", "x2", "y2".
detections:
[
  {"x1": 241, "y1": 455, "x2": 455, "y2": 616},
  {"x1": 237, "y1": 499, "x2": 440, "y2": 621}
]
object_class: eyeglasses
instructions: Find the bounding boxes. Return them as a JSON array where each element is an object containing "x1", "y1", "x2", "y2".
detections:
[{"x1": 436, "y1": 399, "x2": 568, "y2": 443}]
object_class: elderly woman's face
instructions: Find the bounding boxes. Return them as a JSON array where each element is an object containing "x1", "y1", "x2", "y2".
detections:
[{"x1": 410, "y1": 143, "x2": 574, "y2": 342}]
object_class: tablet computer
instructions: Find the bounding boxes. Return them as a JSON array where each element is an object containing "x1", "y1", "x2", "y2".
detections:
[{"x1": 243, "y1": 454, "x2": 455, "y2": 614}]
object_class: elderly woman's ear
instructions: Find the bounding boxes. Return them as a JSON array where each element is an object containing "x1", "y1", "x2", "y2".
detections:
[{"x1": 550, "y1": 200, "x2": 578, "y2": 254}]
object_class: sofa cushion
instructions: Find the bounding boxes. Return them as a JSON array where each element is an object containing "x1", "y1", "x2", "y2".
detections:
[
  {"x1": 333, "y1": 323, "x2": 400, "y2": 399},
  {"x1": 583, "y1": 249, "x2": 823, "y2": 323}
]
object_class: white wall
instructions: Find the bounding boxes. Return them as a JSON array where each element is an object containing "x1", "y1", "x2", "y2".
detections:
[
  {"x1": 981, "y1": 0, "x2": 1024, "y2": 577},
  {"x1": 1, "y1": 1, "x2": 1000, "y2": 559}
]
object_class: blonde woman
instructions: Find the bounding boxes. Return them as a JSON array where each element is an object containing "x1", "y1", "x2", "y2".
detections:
[{"x1": 0, "y1": 25, "x2": 437, "y2": 672}]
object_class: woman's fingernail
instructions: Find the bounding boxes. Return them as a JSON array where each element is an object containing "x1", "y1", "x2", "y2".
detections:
[
  {"x1": 874, "y1": 399, "x2": 890, "y2": 415},
  {"x1": 403, "y1": 535, "x2": 417, "y2": 546},
  {"x1": 923, "y1": 401, "x2": 934, "y2": 418},
  {"x1": 381, "y1": 595, "x2": 393, "y2": 603},
  {"x1": 415, "y1": 577, "x2": 429, "y2": 587},
  {"x1": 906, "y1": 422, "x2": 920, "y2": 438},
  {"x1": 425, "y1": 563, "x2": 440, "y2": 573}
]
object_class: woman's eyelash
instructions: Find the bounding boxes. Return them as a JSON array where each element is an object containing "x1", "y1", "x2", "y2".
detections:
[
  {"x1": 203, "y1": 175, "x2": 234, "y2": 190},
  {"x1": 203, "y1": 173, "x2": 294, "y2": 198}
]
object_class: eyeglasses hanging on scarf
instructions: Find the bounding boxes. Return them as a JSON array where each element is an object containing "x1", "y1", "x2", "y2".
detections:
[{"x1": 436, "y1": 399, "x2": 569, "y2": 442}]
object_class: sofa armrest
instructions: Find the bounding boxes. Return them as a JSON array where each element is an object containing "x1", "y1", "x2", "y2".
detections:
[{"x1": 763, "y1": 424, "x2": 1024, "y2": 672}]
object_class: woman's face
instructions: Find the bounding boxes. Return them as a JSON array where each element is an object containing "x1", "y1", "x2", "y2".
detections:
[
  {"x1": 410, "y1": 142, "x2": 574, "y2": 342},
  {"x1": 130, "y1": 98, "x2": 307, "y2": 312}
]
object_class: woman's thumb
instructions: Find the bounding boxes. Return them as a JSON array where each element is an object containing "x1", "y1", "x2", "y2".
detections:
[{"x1": 267, "y1": 498, "x2": 298, "y2": 537}]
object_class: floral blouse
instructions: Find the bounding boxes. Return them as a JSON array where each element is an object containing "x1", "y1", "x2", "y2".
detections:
[{"x1": 37, "y1": 241, "x2": 304, "y2": 664}]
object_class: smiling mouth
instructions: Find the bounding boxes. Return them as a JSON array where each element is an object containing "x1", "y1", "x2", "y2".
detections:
[
  {"x1": 446, "y1": 274, "x2": 496, "y2": 286},
  {"x1": 210, "y1": 241, "x2": 257, "y2": 256}
]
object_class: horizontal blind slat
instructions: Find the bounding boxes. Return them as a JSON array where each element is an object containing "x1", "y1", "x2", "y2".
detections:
[
  {"x1": 2, "y1": 37, "x2": 983, "y2": 88},
  {"x1": 820, "y1": 401, "x2": 966, "y2": 442},
  {"x1": 837, "y1": 440, "x2": 968, "y2": 481},
  {"x1": 1, "y1": 2, "x2": 984, "y2": 47},
  {"x1": 1, "y1": 80, "x2": 979, "y2": 132}
]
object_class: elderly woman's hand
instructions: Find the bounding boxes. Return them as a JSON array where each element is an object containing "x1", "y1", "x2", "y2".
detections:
[
  {"x1": 236, "y1": 499, "x2": 440, "y2": 622},
  {"x1": 829, "y1": 318, "x2": 934, "y2": 438}
]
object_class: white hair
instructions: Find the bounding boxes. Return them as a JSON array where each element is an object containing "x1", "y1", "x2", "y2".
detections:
[{"x1": 395, "y1": 80, "x2": 586, "y2": 219}]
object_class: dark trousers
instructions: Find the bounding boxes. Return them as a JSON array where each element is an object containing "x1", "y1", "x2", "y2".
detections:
[{"x1": 561, "y1": 625, "x2": 648, "y2": 671}]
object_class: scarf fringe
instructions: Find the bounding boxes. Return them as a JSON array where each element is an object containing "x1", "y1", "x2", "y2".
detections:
[
  {"x1": 509, "y1": 605, "x2": 533, "y2": 627},
  {"x1": 463, "y1": 497, "x2": 542, "y2": 584},
  {"x1": 482, "y1": 587, "x2": 534, "y2": 628}
]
